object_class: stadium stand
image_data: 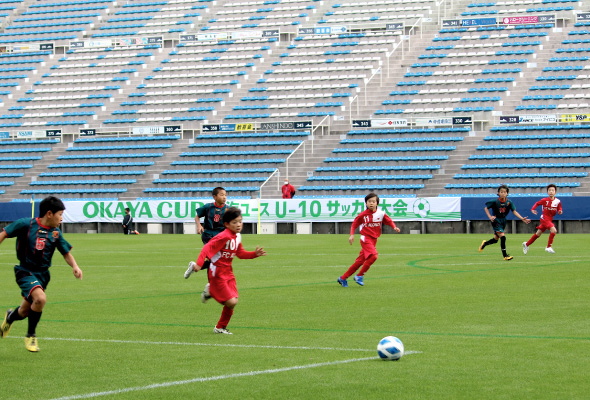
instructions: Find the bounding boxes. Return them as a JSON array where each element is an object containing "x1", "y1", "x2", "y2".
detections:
[{"x1": 0, "y1": 0, "x2": 589, "y2": 202}]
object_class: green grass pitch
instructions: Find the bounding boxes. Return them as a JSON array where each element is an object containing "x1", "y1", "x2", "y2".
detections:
[{"x1": 1, "y1": 233, "x2": 589, "y2": 399}]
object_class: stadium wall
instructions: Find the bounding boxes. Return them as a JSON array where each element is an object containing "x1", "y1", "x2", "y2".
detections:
[{"x1": 0, "y1": 198, "x2": 589, "y2": 234}]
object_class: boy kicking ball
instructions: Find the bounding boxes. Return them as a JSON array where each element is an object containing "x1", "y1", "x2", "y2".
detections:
[{"x1": 522, "y1": 184, "x2": 563, "y2": 255}]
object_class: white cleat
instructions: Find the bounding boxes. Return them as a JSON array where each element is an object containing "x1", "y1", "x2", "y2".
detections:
[
  {"x1": 545, "y1": 247, "x2": 555, "y2": 254},
  {"x1": 184, "y1": 261, "x2": 196, "y2": 279},
  {"x1": 201, "y1": 283, "x2": 211, "y2": 303},
  {"x1": 522, "y1": 242, "x2": 528, "y2": 255},
  {"x1": 213, "y1": 327, "x2": 232, "y2": 335}
]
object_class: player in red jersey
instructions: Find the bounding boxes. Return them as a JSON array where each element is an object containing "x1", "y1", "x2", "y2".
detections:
[
  {"x1": 192, "y1": 207, "x2": 266, "y2": 334},
  {"x1": 522, "y1": 184, "x2": 563, "y2": 255},
  {"x1": 337, "y1": 193, "x2": 400, "y2": 287}
]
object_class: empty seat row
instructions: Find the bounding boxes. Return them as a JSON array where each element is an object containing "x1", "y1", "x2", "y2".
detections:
[
  {"x1": 461, "y1": 162, "x2": 590, "y2": 169},
  {"x1": 455, "y1": 172, "x2": 587, "y2": 179},
  {"x1": 308, "y1": 174, "x2": 432, "y2": 181},
  {"x1": 298, "y1": 184, "x2": 424, "y2": 191},
  {"x1": 446, "y1": 182, "x2": 580, "y2": 189},
  {"x1": 30, "y1": 179, "x2": 137, "y2": 186}
]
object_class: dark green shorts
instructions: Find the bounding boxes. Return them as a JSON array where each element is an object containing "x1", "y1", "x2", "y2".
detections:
[
  {"x1": 14, "y1": 266, "x2": 50, "y2": 303},
  {"x1": 491, "y1": 218, "x2": 506, "y2": 233}
]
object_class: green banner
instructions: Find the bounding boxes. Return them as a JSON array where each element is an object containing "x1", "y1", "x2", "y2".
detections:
[{"x1": 63, "y1": 198, "x2": 461, "y2": 224}]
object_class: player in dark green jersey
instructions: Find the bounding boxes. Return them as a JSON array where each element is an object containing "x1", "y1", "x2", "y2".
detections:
[
  {"x1": 479, "y1": 185, "x2": 531, "y2": 261},
  {"x1": 184, "y1": 187, "x2": 227, "y2": 303},
  {"x1": 0, "y1": 196, "x2": 83, "y2": 352}
]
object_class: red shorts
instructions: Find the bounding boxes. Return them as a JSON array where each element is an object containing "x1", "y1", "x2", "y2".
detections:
[
  {"x1": 536, "y1": 220, "x2": 555, "y2": 233},
  {"x1": 359, "y1": 235, "x2": 378, "y2": 259},
  {"x1": 208, "y1": 269, "x2": 238, "y2": 303}
]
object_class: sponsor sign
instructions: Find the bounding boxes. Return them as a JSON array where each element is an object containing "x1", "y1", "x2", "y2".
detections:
[
  {"x1": 352, "y1": 120, "x2": 371, "y2": 128},
  {"x1": 560, "y1": 114, "x2": 590, "y2": 123},
  {"x1": 452, "y1": 116, "x2": 472, "y2": 125},
  {"x1": 461, "y1": 18, "x2": 497, "y2": 26},
  {"x1": 518, "y1": 114, "x2": 557, "y2": 124},
  {"x1": 416, "y1": 117, "x2": 453, "y2": 126},
  {"x1": 500, "y1": 115, "x2": 519, "y2": 124},
  {"x1": 62, "y1": 198, "x2": 461, "y2": 223},
  {"x1": 386, "y1": 23, "x2": 403, "y2": 30},
  {"x1": 371, "y1": 118, "x2": 408, "y2": 127}
]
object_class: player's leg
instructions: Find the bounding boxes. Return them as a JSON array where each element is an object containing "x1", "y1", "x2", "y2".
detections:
[
  {"x1": 1, "y1": 299, "x2": 28, "y2": 338},
  {"x1": 214, "y1": 297, "x2": 238, "y2": 335},
  {"x1": 479, "y1": 226, "x2": 499, "y2": 251},
  {"x1": 24, "y1": 287, "x2": 46, "y2": 352},
  {"x1": 546, "y1": 225, "x2": 557, "y2": 253},
  {"x1": 340, "y1": 251, "x2": 364, "y2": 286},
  {"x1": 498, "y1": 232, "x2": 512, "y2": 260},
  {"x1": 523, "y1": 228, "x2": 544, "y2": 254}
]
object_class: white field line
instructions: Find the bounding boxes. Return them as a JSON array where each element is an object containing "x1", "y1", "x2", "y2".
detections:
[
  {"x1": 47, "y1": 357, "x2": 376, "y2": 400},
  {"x1": 34, "y1": 336, "x2": 376, "y2": 352}
]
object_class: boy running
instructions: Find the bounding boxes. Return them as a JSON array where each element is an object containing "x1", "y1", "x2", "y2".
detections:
[
  {"x1": 479, "y1": 185, "x2": 531, "y2": 260},
  {"x1": 188, "y1": 207, "x2": 266, "y2": 334},
  {"x1": 184, "y1": 187, "x2": 227, "y2": 302},
  {"x1": 0, "y1": 196, "x2": 83, "y2": 352},
  {"x1": 338, "y1": 193, "x2": 400, "y2": 287},
  {"x1": 522, "y1": 184, "x2": 562, "y2": 254}
]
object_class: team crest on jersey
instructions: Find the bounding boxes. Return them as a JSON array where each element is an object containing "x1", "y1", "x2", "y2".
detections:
[
  {"x1": 35, "y1": 237, "x2": 46, "y2": 251},
  {"x1": 52, "y1": 231, "x2": 59, "y2": 239}
]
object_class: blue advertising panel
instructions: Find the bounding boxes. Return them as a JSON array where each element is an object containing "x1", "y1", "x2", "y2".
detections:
[{"x1": 0, "y1": 202, "x2": 39, "y2": 222}]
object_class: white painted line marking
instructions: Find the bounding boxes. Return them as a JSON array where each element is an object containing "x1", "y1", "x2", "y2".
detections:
[{"x1": 48, "y1": 357, "x2": 376, "y2": 400}]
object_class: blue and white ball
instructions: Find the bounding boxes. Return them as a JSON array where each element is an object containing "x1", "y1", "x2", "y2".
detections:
[{"x1": 377, "y1": 336, "x2": 404, "y2": 361}]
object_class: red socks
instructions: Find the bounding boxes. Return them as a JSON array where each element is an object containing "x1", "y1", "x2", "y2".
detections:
[
  {"x1": 358, "y1": 254, "x2": 377, "y2": 276},
  {"x1": 216, "y1": 306, "x2": 234, "y2": 330},
  {"x1": 526, "y1": 234, "x2": 539, "y2": 247},
  {"x1": 547, "y1": 232, "x2": 555, "y2": 248},
  {"x1": 341, "y1": 255, "x2": 364, "y2": 280}
]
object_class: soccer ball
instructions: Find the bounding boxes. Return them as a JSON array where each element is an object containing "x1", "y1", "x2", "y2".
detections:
[
  {"x1": 412, "y1": 198, "x2": 431, "y2": 218},
  {"x1": 377, "y1": 336, "x2": 404, "y2": 361}
]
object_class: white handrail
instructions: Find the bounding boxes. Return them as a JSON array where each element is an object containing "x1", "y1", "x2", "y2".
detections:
[
  {"x1": 258, "y1": 168, "x2": 280, "y2": 199},
  {"x1": 285, "y1": 140, "x2": 305, "y2": 179}
]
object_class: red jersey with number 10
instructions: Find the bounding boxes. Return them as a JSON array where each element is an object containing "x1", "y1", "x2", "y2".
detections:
[
  {"x1": 197, "y1": 229, "x2": 257, "y2": 279},
  {"x1": 531, "y1": 197, "x2": 562, "y2": 223},
  {"x1": 350, "y1": 208, "x2": 396, "y2": 240}
]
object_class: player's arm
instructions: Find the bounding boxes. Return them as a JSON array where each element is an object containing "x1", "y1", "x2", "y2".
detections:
[
  {"x1": 383, "y1": 214, "x2": 401, "y2": 233},
  {"x1": 349, "y1": 213, "x2": 363, "y2": 244},
  {"x1": 236, "y1": 243, "x2": 266, "y2": 259},
  {"x1": 530, "y1": 200, "x2": 542, "y2": 215},
  {"x1": 63, "y1": 252, "x2": 83, "y2": 280},
  {"x1": 194, "y1": 205, "x2": 206, "y2": 234},
  {"x1": 484, "y1": 206, "x2": 495, "y2": 221},
  {"x1": 513, "y1": 210, "x2": 531, "y2": 224},
  {"x1": 558, "y1": 202, "x2": 563, "y2": 215},
  {"x1": 0, "y1": 229, "x2": 6, "y2": 245}
]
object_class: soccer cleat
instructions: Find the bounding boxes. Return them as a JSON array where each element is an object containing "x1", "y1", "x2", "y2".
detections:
[
  {"x1": 479, "y1": 240, "x2": 486, "y2": 252},
  {"x1": 354, "y1": 275, "x2": 364, "y2": 286},
  {"x1": 201, "y1": 283, "x2": 211, "y2": 303},
  {"x1": 545, "y1": 247, "x2": 555, "y2": 254},
  {"x1": 24, "y1": 335, "x2": 39, "y2": 352},
  {"x1": 1, "y1": 309, "x2": 13, "y2": 338},
  {"x1": 135, "y1": 231, "x2": 140, "y2": 235},
  {"x1": 184, "y1": 261, "x2": 196, "y2": 279},
  {"x1": 522, "y1": 242, "x2": 528, "y2": 255},
  {"x1": 213, "y1": 327, "x2": 232, "y2": 335},
  {"x1": 337, "y1": 277, "x2": 348, "y2": 288},
  {"x1": 504, "y1": 256, "x2": 513, "y2": 261}
]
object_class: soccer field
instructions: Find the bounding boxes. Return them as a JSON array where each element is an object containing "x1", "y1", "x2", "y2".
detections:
[{"x1": 1, "y1": 233, "x2": 589, "y2": 399}]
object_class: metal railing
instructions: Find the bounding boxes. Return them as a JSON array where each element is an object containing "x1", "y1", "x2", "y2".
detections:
[{"x1": 258, "y1": 168, "x2": 280, "y2": 199}]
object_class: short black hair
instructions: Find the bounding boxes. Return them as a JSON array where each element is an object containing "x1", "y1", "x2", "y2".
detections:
[
  {"x1": 497, "y1": 184, "x2": 509, "y2": 194},
  {"x1": 212, "y1": 187, "x2": 226, "y2": 197},
  {"x1": 365, "y1": 192, "x2": 379, "y2": 205},
  {"x1": 125, "y1": 207, "x2": 130, "y2": 212},
  {"x1": 39, "y1": 196, "x2": 65, "y2": 217},
  {"x1": 223, "y1": 206, "x2": 242, "y2": 224},
  {"x1": 547, "y1": 183, "x2": 557, "y2": 192}
]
